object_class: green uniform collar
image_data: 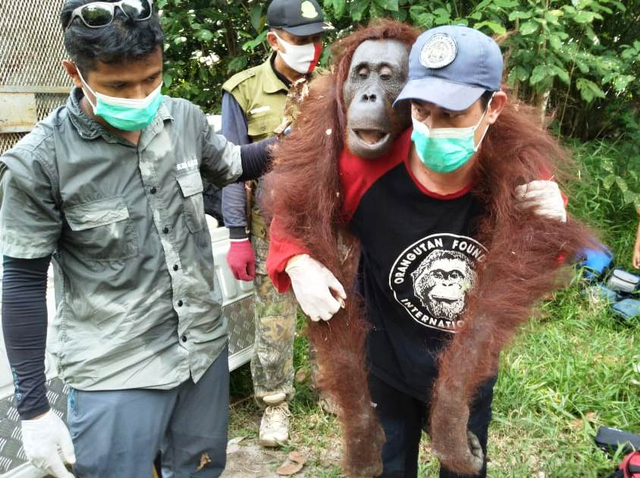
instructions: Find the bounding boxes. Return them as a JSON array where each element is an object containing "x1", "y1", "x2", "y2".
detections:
[{"x1": 261, "y1": 54, "x2": 290, "y2": 94}]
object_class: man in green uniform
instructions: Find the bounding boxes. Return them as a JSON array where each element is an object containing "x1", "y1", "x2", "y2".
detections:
[{"x1": 220, "y1": 0, "x2": 330, "y2": 448}]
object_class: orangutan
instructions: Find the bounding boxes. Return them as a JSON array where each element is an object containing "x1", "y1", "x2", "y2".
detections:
[{"x1": 262, "y1": 20, "x2": 594, "y2": 477}]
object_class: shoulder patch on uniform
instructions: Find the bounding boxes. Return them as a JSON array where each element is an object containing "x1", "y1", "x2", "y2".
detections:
[{"x1": 222, "y1": 69, "x2": 258, "y2": 93}]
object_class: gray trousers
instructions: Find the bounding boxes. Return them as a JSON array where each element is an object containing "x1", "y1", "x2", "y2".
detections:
[{"x1": 67, "y1": 346, "x2": 229, "y2": 478}]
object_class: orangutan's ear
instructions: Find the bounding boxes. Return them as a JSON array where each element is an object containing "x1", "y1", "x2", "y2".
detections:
[{"x1": 486, "y1": 91, "x2": 508, "y2": 125}]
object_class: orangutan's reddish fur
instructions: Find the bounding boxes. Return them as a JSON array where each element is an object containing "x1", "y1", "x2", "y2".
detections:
[
  {"x1": 263, "y1": 20, "x2": 595, "y2": 477},
  {"x1": 263, "y1": 21, "x2": 420, "y2": 477}
]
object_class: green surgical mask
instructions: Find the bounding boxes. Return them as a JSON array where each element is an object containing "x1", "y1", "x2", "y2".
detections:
[
  {"x1": 77, "y1": 68, "x2": 163, "y2": 132},
  {"x1": 411, "y1": 98, "x2": 492, "y2": 173}
]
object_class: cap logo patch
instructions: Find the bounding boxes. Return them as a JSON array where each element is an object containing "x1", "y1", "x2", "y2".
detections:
[
  {"x1": 300, "y1": 1, "x2": 319, "y2": 19},
  {"x1": 420, "y1": 33, "x2": 457, "y2": 69}
]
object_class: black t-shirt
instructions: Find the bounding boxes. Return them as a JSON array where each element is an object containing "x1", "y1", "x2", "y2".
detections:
[{"x1": 341, "y1": 129, "x2": 486, "y2": 400}]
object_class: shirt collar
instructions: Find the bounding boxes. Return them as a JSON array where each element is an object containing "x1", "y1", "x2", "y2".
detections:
[
  {"x1": 66, "y1": 86, "x2": 174, "y2": 142},
  {"x1": 262, "y1": 53, "x2": 291, "y2": 94}
]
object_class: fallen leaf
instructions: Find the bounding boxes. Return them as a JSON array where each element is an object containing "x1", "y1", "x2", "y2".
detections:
[
  {"x1": 585, "y1": 412, "x2": 598, "y2": 422},
  {"x1": 276, "y1": 461, "x2": 303, "y2": 476},
  {"x1": 288, "y1": 451, "x2": 308, "y2": 466},
  {"x1": 295, "y1": 368, "x2": 308, "y2": 383},
  {"x1": 276, "y1": 451, "x2": 308, "y2": 475},
  {"x1": 196, "y1": 452, "x2": 211, "y2": 472}
]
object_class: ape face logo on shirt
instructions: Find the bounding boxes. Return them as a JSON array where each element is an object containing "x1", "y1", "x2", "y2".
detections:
[{"x1": 389, "y1": 234, "x2": 487, "y2": 333}]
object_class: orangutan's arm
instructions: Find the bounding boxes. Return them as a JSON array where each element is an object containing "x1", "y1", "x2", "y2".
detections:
[{"x1": 266, "y1": 218, "x2": 311, "y2": 293}]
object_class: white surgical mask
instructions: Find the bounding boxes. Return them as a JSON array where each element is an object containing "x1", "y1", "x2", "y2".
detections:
[{"x1": 273, "y1": 31, "x2": 322, "y2": 75}]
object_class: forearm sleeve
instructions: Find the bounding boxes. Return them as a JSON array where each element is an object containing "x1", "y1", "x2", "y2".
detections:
[
  {"x1": 1, "y1": 255, "x2": 51, "y2": 419},
  {"x1": 238, "y1": 137, "x2": 277, "y2": 182}
]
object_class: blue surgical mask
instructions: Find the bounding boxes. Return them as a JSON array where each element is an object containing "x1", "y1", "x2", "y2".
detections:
[
  {"x1": 77, "y1": 68, "x2": 163, "y2": 132},
  {"x1": 411, "y1": 99, "x2": 492, "y2": 173}
]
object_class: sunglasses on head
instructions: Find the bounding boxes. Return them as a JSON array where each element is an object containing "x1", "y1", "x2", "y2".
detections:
[{"x1": 66, "y1": 0, "x2": 153, "y2": 29}]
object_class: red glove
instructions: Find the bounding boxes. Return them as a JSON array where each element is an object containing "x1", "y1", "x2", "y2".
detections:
[{"x1": 227, "y1": 238, "x2": 256, "y2": 281}]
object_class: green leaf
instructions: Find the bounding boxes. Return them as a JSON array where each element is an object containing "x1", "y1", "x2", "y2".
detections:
[
  {"x1": 613, "y1": 75, "x2": 636, "y2": 92},
  {"x1": 573, "y1": 11, "x2": 596, "y2": 23},
  {"x1": 549, "y1": 35, "x2": 563, "y2": 51},
  {"x1": 519, "y1": 21, "x2": 538, "y2": 35},
  {"x1": 611, "y1": 1, "x2": 626, "y2": 12},
  {"x1": 227, "y1": 56, "x2": 248, "y2": 74},
  {"x1": 516, "y1": 66, "x2": 529, "y2": 81},
  {"x1": 551, "y1": 66, "x2": 570, "y2": 84},
  {"x1": 530, "y1": 65, "x2": 547, "y2": 85},
  {"x1": 196, "y1": 29, "x2": 213, "y2": 42},
  {"x1": 623, "y1": 190, "x2": 638, "y2": 205},
  {"x1": 162, "y1": 72, "x2": 173, "y2": 89},
  {"x1": 350, "y1": 0, "x2": 369, "y2": 22},
  {"x1": 475, "y1": 21, "x2": 506, "y2": 35},
  {"x1": 509, "y1": 11, "x2": 532, "y2": 21},
  {"x1": 374, "y1": 0, "x2": 399, "y2": 11},
  {"x1": 249, "y1": 5, "x2": 264, "y2": 33},
  {"x1": 332, "y1": 0, "x2": 347, "y2": 18},
  {"x1": 603, "y1": 174, "x2": 616, "y2": 190},
  {"x1": 616, "y1": 177, "x2": 629, "y2": 193},
  {"x1": 576, "y1": 78, "x2": 606, "y2": 103},
  {"x1": 242, "y1": 30, "x2": 268, "y2": 51},
  {"x1": 493, "y1": 0, "x2": 519, "y2": 7}
]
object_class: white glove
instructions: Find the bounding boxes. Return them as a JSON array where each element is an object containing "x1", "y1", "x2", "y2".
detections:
[
  {"x1": 285, "y1": 254, "x2": 347, "y2": 322},
  {"x1": 515, "y1": 180, "x2": 567, "y2": 223},
  {"x1": 22, "y1": 410, "x2": 76, "y2": 478}
]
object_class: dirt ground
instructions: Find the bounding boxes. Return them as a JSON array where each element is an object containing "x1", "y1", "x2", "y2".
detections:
[{"x1": 221, "y1": 436, "x2": 341, "y2": 477}]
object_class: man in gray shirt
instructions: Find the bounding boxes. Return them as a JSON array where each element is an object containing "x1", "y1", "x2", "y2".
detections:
[{"x1": 0, "y1": 1, "x2": 273, "y2": 477}]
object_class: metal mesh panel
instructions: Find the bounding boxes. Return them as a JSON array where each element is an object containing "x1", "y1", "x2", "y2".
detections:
[
  {"x1": 0, "y1": 134, "x2": 25, "y2": 155},
  {"x1": 36, "y1": 93, "x2": 69, "y2": 121},
  {"x1": 0, "y1": 93, "x2": 68, "y2": 155},
  {"x1": 0, "y1": 0, "x2": 71, "y2": 90}
]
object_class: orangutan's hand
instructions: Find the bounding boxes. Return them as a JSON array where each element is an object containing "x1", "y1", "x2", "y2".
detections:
[
  {"x1": 515, "y1": 180, "x2": 567, "y2": 223},
  {"x1": 430, "y1": 400, "x2": 484, "y2": 476}
]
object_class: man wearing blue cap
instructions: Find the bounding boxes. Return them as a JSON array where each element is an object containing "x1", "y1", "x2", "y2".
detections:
[{"x1": 267, "y1": 24, "x2": 571, "y2": 477}]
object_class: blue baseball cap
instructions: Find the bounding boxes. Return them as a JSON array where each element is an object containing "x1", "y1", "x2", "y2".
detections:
[{"x1": 395, "y1": 25, "x2": 503, "y2": 111}]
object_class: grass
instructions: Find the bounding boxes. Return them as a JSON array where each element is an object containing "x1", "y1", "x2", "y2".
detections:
[{"x1": 228, "y1": 141, "x2": 640, "y2": 477}]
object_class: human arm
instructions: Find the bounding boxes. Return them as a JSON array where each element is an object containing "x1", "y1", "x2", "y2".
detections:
[
  {"x1": 221, "y1": 92, "x2": 255, "y2": 280},
  {"x1": 0, "y1": 150, "x2": 73, "y2": 477},
  {"x1": 1, "y1": 255, "x2": 75, "y2": 478},
  {"x1": 199, "y1": 103, "x2": 275, "y2": 188}
]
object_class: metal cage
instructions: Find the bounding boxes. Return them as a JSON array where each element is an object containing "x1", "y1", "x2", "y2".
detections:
[{"x1": 0, "y1": 0, "x2": 71, "y2": 155}]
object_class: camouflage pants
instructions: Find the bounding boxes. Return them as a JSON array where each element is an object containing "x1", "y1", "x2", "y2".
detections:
[{"x1": 251, "y1": 235, "x2": 297, "y2": 407}]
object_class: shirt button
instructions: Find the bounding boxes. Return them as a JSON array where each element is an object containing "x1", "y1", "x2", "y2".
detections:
[
  {"x1": 177, "y1": 300, "x2": 184, "y2": 307},
  {"x1": 150, "y1": 187, "x2": 157, "y2": 194},
  {"x1": 162, "y1": 227, "x2": 169, "y2": 234},
  {"x1": 173, "y1": 265, "x2": 179, "y2": 271},
  {"x1": 181, "y1": 335, "x2": 187, "y2": 343}
]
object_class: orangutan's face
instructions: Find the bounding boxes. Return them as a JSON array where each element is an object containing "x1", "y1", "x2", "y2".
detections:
[{"x1": 343, "y1": 40, "x2": 412, "y2": 159}]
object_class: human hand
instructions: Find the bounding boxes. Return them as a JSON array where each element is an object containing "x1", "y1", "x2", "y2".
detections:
[
  {"x1": 633, "y1": 242, "x2": 640, "y2": 269},
  {"x1": 227, "y1": 238, "x2": 256, "y2": 281},
  {"x1": 515, "y1": 180, "x2": 567, "y2": 223},
  {"x1": 22, "y1": 410, "x2": 76, "y2": 478},
  {"x1": 285, "y1": 254, "x2": 346, "y2": 322}
]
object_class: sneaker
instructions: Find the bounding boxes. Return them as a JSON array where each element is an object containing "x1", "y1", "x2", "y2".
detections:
[{"x1": 259, "y1": 401, "x2": 291, "y2": 447}]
